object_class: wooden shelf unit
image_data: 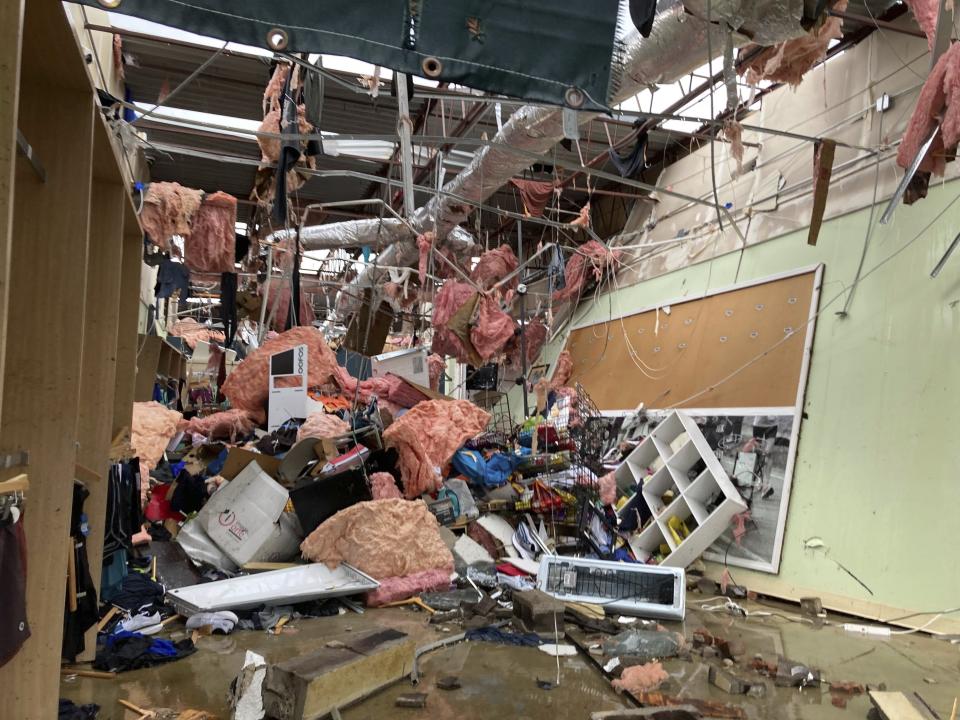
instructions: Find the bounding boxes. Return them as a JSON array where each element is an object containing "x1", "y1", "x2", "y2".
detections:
[{"x1": 615, "y1": 411, "x2": 747, "y2": 569}]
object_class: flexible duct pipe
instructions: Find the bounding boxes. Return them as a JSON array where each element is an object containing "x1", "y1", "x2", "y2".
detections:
[{"x1": 288, "y1": 0, "x2": 811, "y2": 314}]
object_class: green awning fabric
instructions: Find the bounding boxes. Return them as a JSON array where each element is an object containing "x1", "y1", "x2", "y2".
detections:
[{"x1": 76, "y1": 0, "x2": 622, "y2": 110}]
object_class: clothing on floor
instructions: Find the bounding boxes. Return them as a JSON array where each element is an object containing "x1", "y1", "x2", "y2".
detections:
[
  {"x1": 185, "y1": 611, "x2": 238, "y2": 635},
  {"x1": 465, "y1": 626, "x2": 542, "y2": 647},
  {"x1": 58, "y1": 699, "x2": 100, "y2": 720},
  {"x1": 93, "y1": 630, "x2": 195, "y2": 673},
  {"x1": 108, "y1": 572, "x2": 165, "y2": 613},
  {"x1": 170, "y1": 469, "x2": 207, "y2": 515}
]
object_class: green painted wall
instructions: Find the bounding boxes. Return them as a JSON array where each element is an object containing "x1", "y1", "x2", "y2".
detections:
[{"x1": 518, "y1": 180, "x2": 960, "y2": 620}]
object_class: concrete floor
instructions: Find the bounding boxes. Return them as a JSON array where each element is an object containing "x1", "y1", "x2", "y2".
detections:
[{"x1": 61, "y1": 597, "x2": 960, "y2": 719}]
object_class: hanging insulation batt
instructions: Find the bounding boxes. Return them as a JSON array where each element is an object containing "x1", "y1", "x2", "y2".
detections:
[
  {"x1": 383, "y1": 399, "x2": 490, "y2": 498},
  {"x1": 184, "y1": 191, "x2": 238, "y2": 273}
]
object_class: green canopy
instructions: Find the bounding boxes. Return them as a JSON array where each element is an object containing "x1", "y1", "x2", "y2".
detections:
[{"x1": 77, "y1": 0, "x2": 622, "y2": 110}]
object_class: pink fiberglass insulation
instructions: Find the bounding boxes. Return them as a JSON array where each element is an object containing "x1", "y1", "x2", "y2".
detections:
[
  {"x1": 417, "y1": 231, "x2": 435, "y2": 285},
  {"x1": 222, "y1": 327, "x2": 340, "y2": 412},
  {"x1": 179, "y1": 408, "x2": 264, "y2": 442},
  {"x1": 297, "y1": 412, "x2": 351, "y2": 442},
  {"x1": 257, "y1": 104, "x2": 312, "y2": 164},
  {"x1": 300, "y1": 498, "x2": 455, "y2": 579},
  {"x1": 722, "y1": 120, "x2": 745, "y2": 175},
  {"x1": 263, "y1": 63, "x2": 290, "y2": 113},
  {"x1": 470, "y1": 244, "x2": 518, "y2": 292},
  {"x1": 332, "y1": 366, "x2": 402, "y2": 405},
  {"x1": 168, "y1": 318, "x2": 225, "y2": 349},
  {"x1": 131, "y1": 401, "x2": 183, "y2": 470},
  {"x1": 140, "y1": 182, "x2": 203, "y2": 250},
  {"x1": 383, "y1": 281, "x2": 418, "y2": 309},
  {"x1": 551, "y1": 350, "x2": 574, "y2": 389},
  {"x1": 369, "y1": 472, "x2": 402, "y2": 500},
  {"x1": 364, "y1": 568, "x2": 452, "y2": 606},
  {"x1": 612, "y1": 662, "x2": 669, "y2": 694},
  {"x1": 898, "y1": 43, "x2": 960, "y2": 176},
  {"x1": 470, "y1": 295, "x2": 516, "y2": 362},
  {"x1": 184, "y1": 191, "x2": 237, "y2": 273},
  {"x1": 263, "y1": 282, "x2": 317, "y2": 332},
  {"x1": 570, "y1": 202, "x2": 591, "y2": 228},
  {"x1": 430, "y1": 281, "x2": 478, "y2": 360},
  {"x1": 428, "y1": 353, "x2": 445, "y2": 390},
  {"x1": 505, "y1": 319, "x2": 548, "y2": 369},
  {"x1": 903, "y1": 0, "x2": 938, "y2": 50},
  {"x1": 598, "y1": 472, "x2": 617, "y2": 506},
  {"x1": 383, "y1": 400, "x2": 491, "y2": 498},
  {"x1": 740, "y1": 0, "x2": 847, "y2": 87},
  {"x1": 552, "y1": 240, "x2": 622, "y2": 304}
]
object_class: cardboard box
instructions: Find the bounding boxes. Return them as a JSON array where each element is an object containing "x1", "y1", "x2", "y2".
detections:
[{"x1": 198, "y1": 460, "x2": 295, "y2": 566}]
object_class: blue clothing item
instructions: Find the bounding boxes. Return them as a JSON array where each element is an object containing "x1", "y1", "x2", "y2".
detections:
[
  {"x1": 107, "y1": 631, "x2": 178, "y2": 657},
  {"x1": 465, "y1": 626, "x2": 541, "y2": 647},
  {"x1": 451, "y1": 449, "x2": 486, "y2": 485},
  {"x1": 206, "y1": 448, "x2": 228, "y2": 477},
  {"x1": 484, "y1": 453, "x2": 524, "y2": 487}
]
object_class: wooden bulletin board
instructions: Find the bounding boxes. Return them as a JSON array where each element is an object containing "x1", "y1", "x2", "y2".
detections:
[{"x1": 562, "y1": 268, "x2": 820, "y2": 411}]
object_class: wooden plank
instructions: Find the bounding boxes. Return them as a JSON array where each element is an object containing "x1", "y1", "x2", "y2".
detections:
[
  {"x1": 0, "y1": 46, "x2": 95, "y2": 717},
  {"x1": 112, "y1": 204, "x2": 142, "y2": 435},
  {"x1": 869, "y1": 691, "x2": 938, "y2": 720},
  {"x1": 262, "y1": 628, "x2": 416, "y2": 720},
  {"x1": 135, "y1": 334, "x2": 163, "y2": 402},
  {"x1": 0, "y1": 0, "x2": 24, "y2": 424},
  {"x1": 74, "y1": 175, "x2": 126, "y2": 661}
]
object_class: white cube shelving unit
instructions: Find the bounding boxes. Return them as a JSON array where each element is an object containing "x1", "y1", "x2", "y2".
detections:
[{"x1": 614, "y1": 411, "x2": 746, "y2": 569}]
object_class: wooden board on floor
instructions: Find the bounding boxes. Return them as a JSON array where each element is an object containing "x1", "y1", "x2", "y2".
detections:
[
  {"x1": 869, "y1": 691, "x2": 939, "y2": 720},
  {"x1": 262, "y1": 627, "x2": 416, "y2": 720}
]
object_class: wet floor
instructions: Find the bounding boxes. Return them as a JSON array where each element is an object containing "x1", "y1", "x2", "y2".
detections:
[{"x1": 61, "y1": 597, "x2": 960, "y2": 719}]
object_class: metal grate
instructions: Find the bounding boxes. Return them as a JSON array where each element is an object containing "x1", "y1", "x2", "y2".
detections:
[{"x1": 542, "y1": 560, "x2": 676, "y2": 606}]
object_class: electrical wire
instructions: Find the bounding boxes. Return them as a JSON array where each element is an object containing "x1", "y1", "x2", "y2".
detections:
[
  {"x1": 705, "y1": 0, "x2": 725, "y2": 234},
  {"x1": 662, "y1": 188, "x2": 960, "y2": 409}
]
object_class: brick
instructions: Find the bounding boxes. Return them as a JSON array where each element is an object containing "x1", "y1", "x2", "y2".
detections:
[
  {"x1": 709, "y1": 664, "x2": 748, "y2": 695},
  {"x1": 513, "y1": 589, "x2": 565, "y2": 634}
]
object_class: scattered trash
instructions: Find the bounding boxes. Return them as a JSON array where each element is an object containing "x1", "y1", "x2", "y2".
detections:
[
  {"x1": 436, "y1": 676, "x2": 461, "y2": 691},
  {"x1": 601, "y1": 629, "x2": 685, "y2": 664},
  {"x1": 539, "y1": 643, "x2": 577, "y2": 657},
  {"x1": 394, "y1": 693, "x2": 428, "y2": 708},
  {"x1": 612, "y1": 662, "x2": 670, "y2": 693}
]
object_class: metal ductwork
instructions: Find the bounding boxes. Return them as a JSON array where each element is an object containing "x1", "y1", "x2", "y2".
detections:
[{"x1": 284, "y1": 0, "x2": 810, "y2": 317}]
